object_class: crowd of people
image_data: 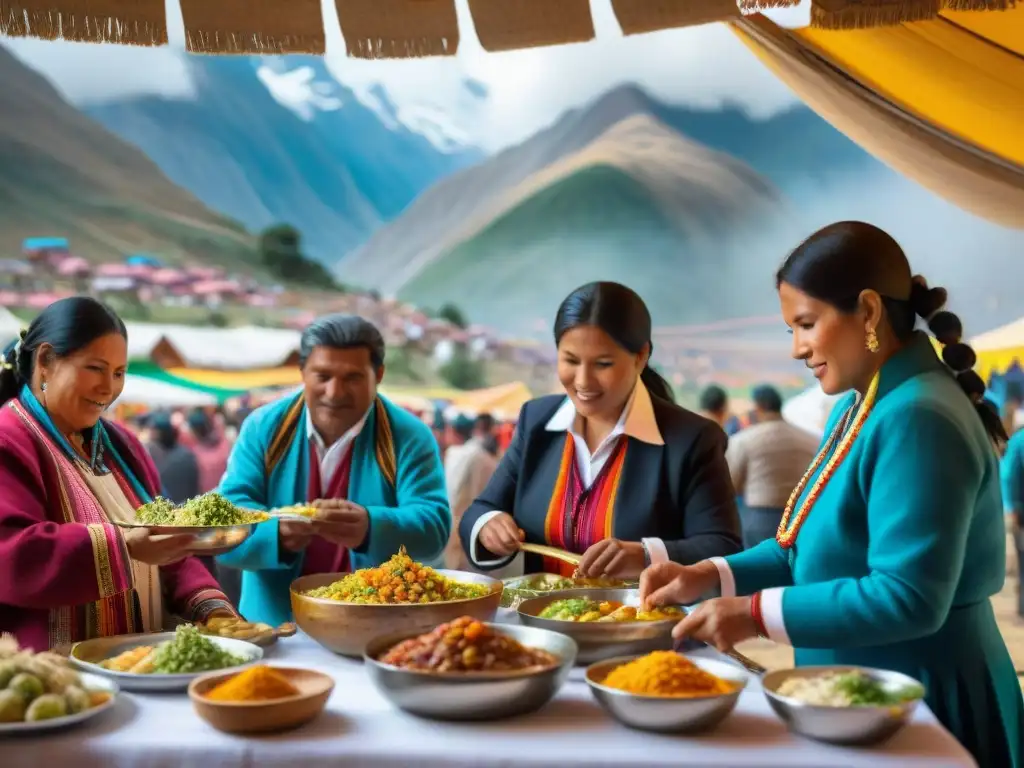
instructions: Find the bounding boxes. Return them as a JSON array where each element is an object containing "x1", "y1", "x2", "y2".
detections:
[{"x1": 0, "y1": 220, "x2": 1022, "y2": 765}]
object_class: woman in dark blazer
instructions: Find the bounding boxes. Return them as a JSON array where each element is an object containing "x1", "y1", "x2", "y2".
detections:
[{"x1": 460, "y1": 282, "x2": 743, "y2": 579}]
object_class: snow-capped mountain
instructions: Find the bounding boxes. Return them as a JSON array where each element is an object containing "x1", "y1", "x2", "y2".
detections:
[{"x1": 83, "y1": 55, "x2": 485, "y2": 263}]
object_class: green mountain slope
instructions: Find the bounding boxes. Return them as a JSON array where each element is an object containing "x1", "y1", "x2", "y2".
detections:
[
  {"x1": 397, "y1": 115, "x2": 783, "y2": 333},
  {"x1": 0, "y1": 46, "x2": 255, "y2": 268}
]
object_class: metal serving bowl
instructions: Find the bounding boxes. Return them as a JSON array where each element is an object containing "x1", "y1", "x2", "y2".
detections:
[
  {"x1": 500, "y1": 574, "x2": 637, "y2": 609},
  {"x1": 762, "y1": 666, "x2": 925, "y2": 746},
  {"x1": 364, "y1": 622, "x2": 578, "y2": 721},
  {"x1": 517, "y1": 588, "x2": 680, "y2": 664},
  {"x1": 112, "y1": 521, "x2": 257, "y2": 556},
  {"x1": 586, "y1": 654, "x2": 748, "y2": 733},
  {"x1": 291, "y1": 569, "x2": 503, "y2": 657}
]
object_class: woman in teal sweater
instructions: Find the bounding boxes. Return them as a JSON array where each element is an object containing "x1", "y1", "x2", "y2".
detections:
[{"x1": 641, "y1": 221, "x2": 1023, "y2": 766}]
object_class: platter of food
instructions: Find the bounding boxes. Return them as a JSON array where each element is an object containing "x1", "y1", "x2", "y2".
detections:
[
  {"x1": 762, "y1": 666, "x2": 925, "y2": 745},
  {"x1": 364, "y1": 616, "x2": 577, "y2": 721},
  {"x1": 196, "y1": 617, "x2": 297, "y2": 647},
  {"x1": 500, "y1": 573, "x2": 636, "y2": 609},
  {"x1": 188, "y1": 664, "x2": 335, "y2": 735},
  {"x1": 585, "y1": 651, "x2": 749, "y2": 733},
  {"x1": 0, "y1": 634, "x2": 119, "y2": 735},
  {"x1": 517, "y1": 589, "x2": 683, "y2": 663},
  {"x1": 290, "y1": 547, "x2": 503, "y2": 657},
  {"x1": 114, "y1": 493, "x2": 270, "y2": 554},
  {"x1": 70, "y1": 625, "x2": 263, "y2": 692}
]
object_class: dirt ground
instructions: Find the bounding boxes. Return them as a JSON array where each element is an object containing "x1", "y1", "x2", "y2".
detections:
[{"x1": 736, "y1": 532, "x2": 1024, "y2": 692}]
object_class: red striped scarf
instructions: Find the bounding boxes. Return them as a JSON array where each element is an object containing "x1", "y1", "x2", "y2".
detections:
[{"x1": 541, "y1": 434, "x2": 628, "y2": 576}]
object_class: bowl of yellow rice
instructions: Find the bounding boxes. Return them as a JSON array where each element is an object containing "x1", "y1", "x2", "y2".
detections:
[{"x1": 290, "y1": 548, "x2": 503, "y2": 657}]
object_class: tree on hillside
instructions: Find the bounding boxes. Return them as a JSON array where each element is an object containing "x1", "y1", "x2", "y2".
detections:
[
  {"x1": 439, "y1": 345, "x2": 486, "y2": 390},
  {"x1": 437, "y1": 302, "x2": 469, "y2": 329},
  {"x1": 258, "y1": 224, "x2": 339, "y2": 289}
]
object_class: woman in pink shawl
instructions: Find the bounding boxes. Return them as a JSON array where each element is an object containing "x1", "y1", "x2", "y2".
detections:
[{"x1": 0, "y1": 297, "x2": 236, "y2": 652}]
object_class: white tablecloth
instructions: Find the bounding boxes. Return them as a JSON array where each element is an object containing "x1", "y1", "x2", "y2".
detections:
[{"x1": 5, "y1": 619, "x2": 976, "y2": 768}]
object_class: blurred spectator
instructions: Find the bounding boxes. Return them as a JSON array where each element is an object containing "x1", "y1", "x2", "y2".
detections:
[
  {"x1": 145, "y1": 413, "x2": 200, "y2": 504},
  {"x1": 725, "y1": 385, "x2": 818, "y2": 549},
  {"x1": 182, "y1": 408, "x2": 233, "y2": 493},
  {"x1": 443, "y1": 414, "x2": 498, "y2": 570}
]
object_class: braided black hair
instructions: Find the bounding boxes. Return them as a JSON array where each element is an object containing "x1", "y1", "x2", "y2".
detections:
[{"x1": 777, "y1": 221, "x2": 1007, "y2": 448}]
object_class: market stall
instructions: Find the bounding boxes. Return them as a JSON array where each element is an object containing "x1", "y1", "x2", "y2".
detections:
[
  {"x1": 4, "y1": 626, "x2": 972, "y2": 768},
  {"x1": 115, "y1": 375, "x2": 218, "y2": 408}
]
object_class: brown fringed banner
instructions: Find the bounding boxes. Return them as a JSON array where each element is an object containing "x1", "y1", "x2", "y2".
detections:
[
  {"x1": 612, "y1": 0, "x2": 741, "y2": 36},
  {"x1": 335, "y1": 0, "x2": 459, "y2": 59},
  {"x1": 810, "y1": 0, "x2": 941, "y2": 28},
  {"x1": 0, "y1": 0, "x2": 166, "y2": 45},
  {"x1": 468, "y1": 0, "x2": 595, "y2": 52},
  {"x1": 179, "y1": 0, "x2": 325, "y2": 55},
  {"x1": 942, "y1": 0, "x2": 1014, "y2": 11}
]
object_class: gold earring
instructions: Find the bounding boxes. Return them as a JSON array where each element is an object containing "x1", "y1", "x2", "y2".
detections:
[{"x1": 866, "y1": 328, "x2": 880, "y2": 354}]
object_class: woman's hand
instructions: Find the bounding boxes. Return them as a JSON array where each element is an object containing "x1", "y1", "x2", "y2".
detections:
[
  {"x1": 578, "y1": 539, "x2": 646, "y2": 579},
  {"x1": 638, "y1": 560, "x2": 721, "y2": 609},
  {"x1": 123, "y1": 528, "x2": 197, "y2": 566},
  {"x1": 670, "y1": 597, "x2": 759, "y2": 653},
  {"x1": 478, "y1": 513, "x2": 523, "y2": 557}
]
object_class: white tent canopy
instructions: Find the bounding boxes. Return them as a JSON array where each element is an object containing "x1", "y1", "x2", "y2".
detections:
[
  {"x1": 0, "y1": 307, "x2": 22, "y2": 344},
  {"x1": 782, "y1": 386, "x2": 839, "y2": 438},
  {"x1": 115, "y1": 375, "x2": 217, "y2": 408},
  {"x1": 125, "y1": 322, "x2": 301, "y2": 370}
]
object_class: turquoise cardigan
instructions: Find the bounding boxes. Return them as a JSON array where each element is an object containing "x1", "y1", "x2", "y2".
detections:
[
  {"x1": 216, "y1": 394, "x2": 451, "y2": 626},
  {"x1": 723, "y1": 333, "x2": 1022, "y2": 765}
]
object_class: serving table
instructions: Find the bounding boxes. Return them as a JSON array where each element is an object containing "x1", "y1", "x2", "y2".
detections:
[{"x1": 5, "y1": 613, "x2": 976, "y2": 768}]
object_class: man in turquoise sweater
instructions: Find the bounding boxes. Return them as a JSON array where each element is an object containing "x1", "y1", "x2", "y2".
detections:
[{"x1": 216, "y1": 314, "x2": 451, "y2": 625}]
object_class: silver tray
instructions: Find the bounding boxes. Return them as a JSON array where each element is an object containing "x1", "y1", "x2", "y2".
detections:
[
  {"x1": 70, "y1": 631, "x2": 263, "y2": 692},
  {"x1": 111, "y1": 521, "x2": 259, "y2": 554}
]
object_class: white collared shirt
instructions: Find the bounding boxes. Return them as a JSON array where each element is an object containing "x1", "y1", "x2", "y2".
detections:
[
  {"x1": 469, "y1": 380, "x2": 671, "y2": 571},
  {"x1": 306, "y1": 410, "x2": 368, "y2": 496}
]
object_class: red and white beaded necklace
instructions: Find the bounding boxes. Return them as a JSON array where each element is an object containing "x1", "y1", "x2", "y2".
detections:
[{"x1": 776, "y1": 371, "x2": 880, "y2": 549}]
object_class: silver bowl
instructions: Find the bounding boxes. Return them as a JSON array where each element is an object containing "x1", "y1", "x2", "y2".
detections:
[
  {"x1": 70, "y1": 631, "x2": 263, "y2": 692},
  {"x1": 292, "y1": 569, "x2": 503, "y2": 657},
  {"x1": 517, "y1": 588, "x2": 681, "y2": 664},
  {"x1": 112, "y1": 521, "x2": 258, "y2": 556},
  {"x1": 762, "y1": 666, "x2": 925, "y2": 745},
  {"x1": 586, "y1": 654, "x2": 748, "y2": 733},
  {"x1": 500, "y1": 574, "x2": 636, "y2": 609},
  {"x1": 364, "y1": 622, "x2": 578, "y2": 721}
]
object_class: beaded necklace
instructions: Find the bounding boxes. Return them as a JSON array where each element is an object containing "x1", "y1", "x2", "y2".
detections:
[{"x1": 776, "y1": 370, "x2": 880, "y2": 549}]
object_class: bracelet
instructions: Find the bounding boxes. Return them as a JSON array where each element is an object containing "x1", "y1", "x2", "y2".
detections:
[{"x1": 750, "y1": 591, "x2": 768, "y2": 639}]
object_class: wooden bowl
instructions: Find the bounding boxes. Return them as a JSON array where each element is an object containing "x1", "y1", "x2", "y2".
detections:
[
  {"x1": 188, "y1": 667, "x2": 334, "y2": 735},
  {"x1": 290, "y1": 569, "x2": 502, "y2": 657}
]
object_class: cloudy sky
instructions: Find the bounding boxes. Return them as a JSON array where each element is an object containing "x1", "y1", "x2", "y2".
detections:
[{"x1": 3, "y1": 0, "x2": 807, "y2": 148}]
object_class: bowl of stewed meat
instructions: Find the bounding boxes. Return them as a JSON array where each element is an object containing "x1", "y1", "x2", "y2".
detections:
[{"x1": 363, "y1": 616, "x2": 577, "y2": 721}]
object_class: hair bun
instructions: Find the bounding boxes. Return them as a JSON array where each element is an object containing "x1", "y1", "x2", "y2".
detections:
[
  {"x1": 942, "y1": 342, "x2": 976, "y2": 373},
  {"x1": 910, "y1": 276, "x2": 948, "y2": 320},
  {"x1": 956, "y1": 370, "x2": 986, "y2": 402},
  {"x1": 929, "y1": 311, "x2": 963, "y2": 345}
]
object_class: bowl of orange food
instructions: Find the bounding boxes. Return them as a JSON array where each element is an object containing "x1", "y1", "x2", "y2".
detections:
[
  {"x1": 290, "y1": 548, "x2": 503, "y2": 657},
  {"x1": 188, "y1": 664, "x2": 334, "y2": 735},
  {"x1": 517, "y1": 589, "x2": 684, "y2": 663},
  {"x1": 586, "y1": 651, "x2": 749, "y2": 733},
  {"x1": 364, "y1": 617, "x2": 577, "y2": 721}
]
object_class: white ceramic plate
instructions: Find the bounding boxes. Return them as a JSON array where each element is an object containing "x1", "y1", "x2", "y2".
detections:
[
  {"x1": 0, "y1": 671, "x2": 118, "y2": 736},
  {"x1": 69, "y1": 632, "x2": 263, "y2": 692}
]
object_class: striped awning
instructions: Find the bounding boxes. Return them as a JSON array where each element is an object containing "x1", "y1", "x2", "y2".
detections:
[{"x1": 0, "y1": 0, "x2": 1015, "y2": 55}]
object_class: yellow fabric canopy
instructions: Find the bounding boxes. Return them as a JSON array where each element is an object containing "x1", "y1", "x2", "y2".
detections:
[
  {"x1": 732, "y1": 10, "x2": 1024, "y2": 228},
  {"x1": 968, "y1": 318, "x2": 1024, "y2": 382},
  {"x1": 167, "y1": 366, "x2": 302, "y2": 390},
  {"x1": 796, "y1": 9, "x2": 1024, "y2": 169}
]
